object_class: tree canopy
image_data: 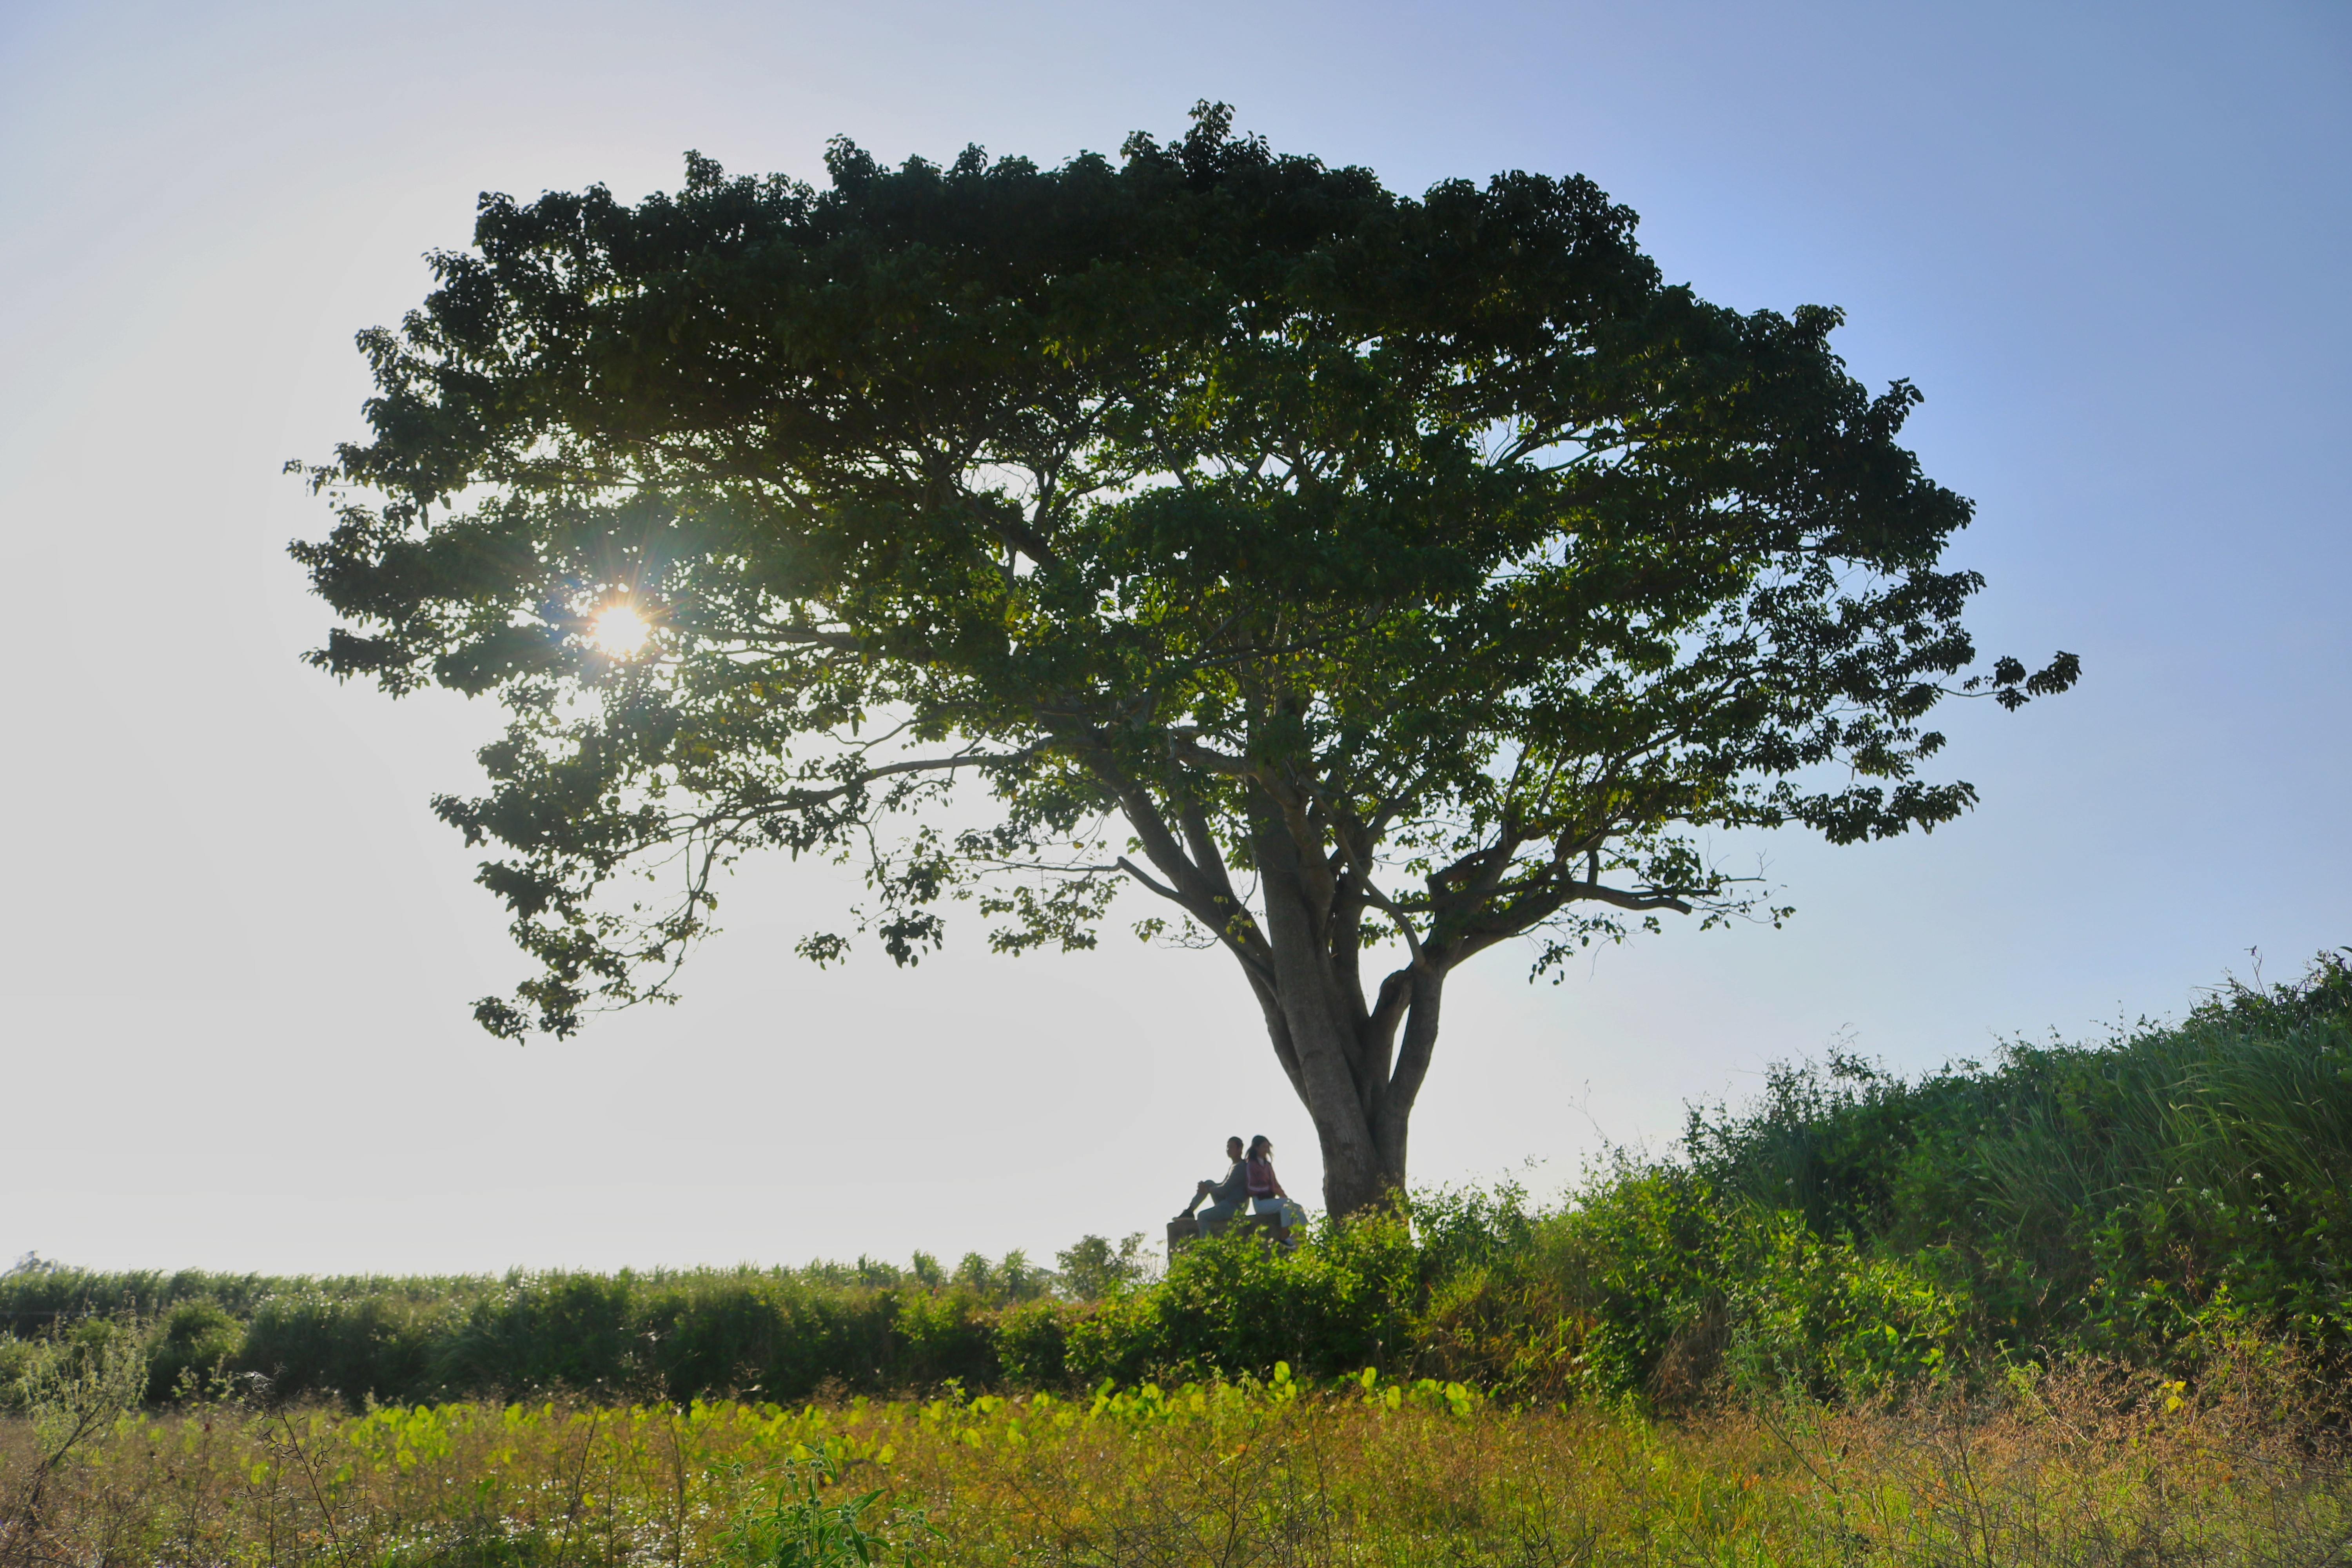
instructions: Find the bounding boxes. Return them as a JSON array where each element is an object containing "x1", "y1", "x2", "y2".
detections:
[{"x1": 295, "y1": 106, "x2": 2075, "y2": 1212}]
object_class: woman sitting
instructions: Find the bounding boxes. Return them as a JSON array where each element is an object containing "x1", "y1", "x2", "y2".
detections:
[{"x1": 1246, "y1": 1135, "x2": 1300, "y2": 1238}]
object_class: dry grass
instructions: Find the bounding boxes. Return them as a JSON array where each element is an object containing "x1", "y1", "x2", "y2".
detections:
[{"x1": 3, "y1": 1359, "x2": 2348, "y2": 1567}]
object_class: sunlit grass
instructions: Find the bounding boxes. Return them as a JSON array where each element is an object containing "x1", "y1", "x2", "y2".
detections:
[{"x1": 5, "y1": 1360, "x2": 2349, "y2": 1566}]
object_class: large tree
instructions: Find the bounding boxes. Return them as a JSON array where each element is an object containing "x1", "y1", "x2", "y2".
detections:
[{"x1": 295, "y1": 107, "x2": 2074, "y2": 1215}]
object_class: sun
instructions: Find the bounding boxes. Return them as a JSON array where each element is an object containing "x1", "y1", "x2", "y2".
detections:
[{"x1": 590, "y1": 602, "x2": 652, "y2": 657}]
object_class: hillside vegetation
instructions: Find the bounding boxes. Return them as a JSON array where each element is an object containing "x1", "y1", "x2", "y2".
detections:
[{"x1": 5, "y1": 954, "x2": 2346, "y2": 1411}]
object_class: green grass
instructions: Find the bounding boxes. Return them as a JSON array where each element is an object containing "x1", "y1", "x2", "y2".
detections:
[{"x1": 7, "y1": 1363, "x2": 2350, "y2": 1566}]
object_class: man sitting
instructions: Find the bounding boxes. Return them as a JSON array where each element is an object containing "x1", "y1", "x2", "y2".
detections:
[{"x1": 1176, "y1": 1136, "x2": 1250, "y2": 1231}]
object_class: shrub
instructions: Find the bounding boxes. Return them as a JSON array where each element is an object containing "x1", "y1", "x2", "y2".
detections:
[
  {"x1": 145, "y1": 1299, "x2": 243, "y2": 1402},
  {"x1": 237, "y1": 1289, "x2": 454, "y2": 1404}
]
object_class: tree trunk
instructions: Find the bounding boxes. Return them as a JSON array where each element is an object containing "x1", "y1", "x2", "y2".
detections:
[
  {"x1": 1253, "y1": 968, "x2": 1443, "y2": 1216},
  {"x1": 1098, "y1": 753, "x2": 1455, "y2": 1218},
  {"x1": 1245, "y1": 807, "x2": 1446, "y2": 1218}
]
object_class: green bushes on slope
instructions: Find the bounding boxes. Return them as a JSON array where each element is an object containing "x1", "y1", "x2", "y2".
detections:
[
  {"x1": 1704, "y1": 950, "x2": 2352, "y2": 1359},
  {"x1": 1419, "y1": 950, "x2": 2352, "y2": 1403}
]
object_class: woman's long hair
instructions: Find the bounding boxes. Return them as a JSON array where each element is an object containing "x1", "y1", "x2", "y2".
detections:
[{"x1": 1248, "y1": 1135, "x2": 1273, "y2": 1160}]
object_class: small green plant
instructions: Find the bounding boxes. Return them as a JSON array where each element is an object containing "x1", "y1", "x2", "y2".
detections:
[
  {"x1": 724, "y1": 1442, "x2": 936, "y2": 1567},
  {"x1": 2, "y1": 1315, "x2": 152, "y2": 1543}
]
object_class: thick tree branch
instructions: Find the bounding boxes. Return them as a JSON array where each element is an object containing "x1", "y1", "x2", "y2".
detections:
[{"x1": 1068, "y1": 737, "x2": 1275, "y2": 984}]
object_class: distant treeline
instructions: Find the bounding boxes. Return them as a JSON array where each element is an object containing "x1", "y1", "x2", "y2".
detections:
[
  {"x1": 7, "y1": 953, "x2": 2347, "y2": 1410},
  {"x1": 0, "y1": 1246, "x2": 1131, "y2": 1409}
]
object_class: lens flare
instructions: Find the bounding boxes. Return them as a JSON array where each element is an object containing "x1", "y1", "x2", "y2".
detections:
[{"x1": 591, "y1": 603, "x2": 651, "y2": 657}]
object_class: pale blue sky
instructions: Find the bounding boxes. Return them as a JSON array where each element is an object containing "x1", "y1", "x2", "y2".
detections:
[{"x1": 2, "y1": 0, "x2": 2345, "y2": 1274}]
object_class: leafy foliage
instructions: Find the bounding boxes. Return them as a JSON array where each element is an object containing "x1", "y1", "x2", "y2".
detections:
[
  {"x1": 1051, "y1": 1233, "x2": 1153, "y2": 1301},
  {"x1": 1686, "y1": 948, "x2": 2352, "y2": 1365},
  {"x1": 1424, "y1": 951, "x2": 2352, "y2": 1404},
  {"x1": 291, "y1": 103, "x2": 2073, "y2": 1209},
  {"x1": 724, "y1": 1441, "x2": 938, "y2": 1567}
]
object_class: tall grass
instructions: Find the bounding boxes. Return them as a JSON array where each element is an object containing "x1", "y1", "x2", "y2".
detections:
[{"x1": 5, "y1": 1358, "x2": 2349, "y2": 1567}]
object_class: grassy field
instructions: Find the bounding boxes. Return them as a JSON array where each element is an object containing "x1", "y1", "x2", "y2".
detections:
[{"x1": 5, "y1": 1354, "x2": 2350, "y2": 1567}]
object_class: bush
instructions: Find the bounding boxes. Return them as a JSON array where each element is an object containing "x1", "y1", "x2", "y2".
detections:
[
  {"x1": 1065, "y1": 1210, "x2": 1421, "y2": 1385},
  {"x1": 144, "y1": 1299, "x2": 244, "y2": 1401},
  {"x1": 1686, "y1": 948, "x2": 2352, "y2": 1369},
  {"x1": 238, "y1": 1288, "x2": 455, "y2": 1404},
  {"x1": 1414, "y1": 951, "x2": 2352, "y2": 1408}
]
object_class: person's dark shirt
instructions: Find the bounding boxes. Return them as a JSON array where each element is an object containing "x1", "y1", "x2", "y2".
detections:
[{"x1": 1203, "y1": 1159, "x2": 1249, "y2": 1206}]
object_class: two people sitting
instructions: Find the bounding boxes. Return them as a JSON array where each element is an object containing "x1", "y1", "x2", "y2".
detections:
[{"x1": 1178, "y1": 1134, "x2": 1301, "y2": 1235}]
